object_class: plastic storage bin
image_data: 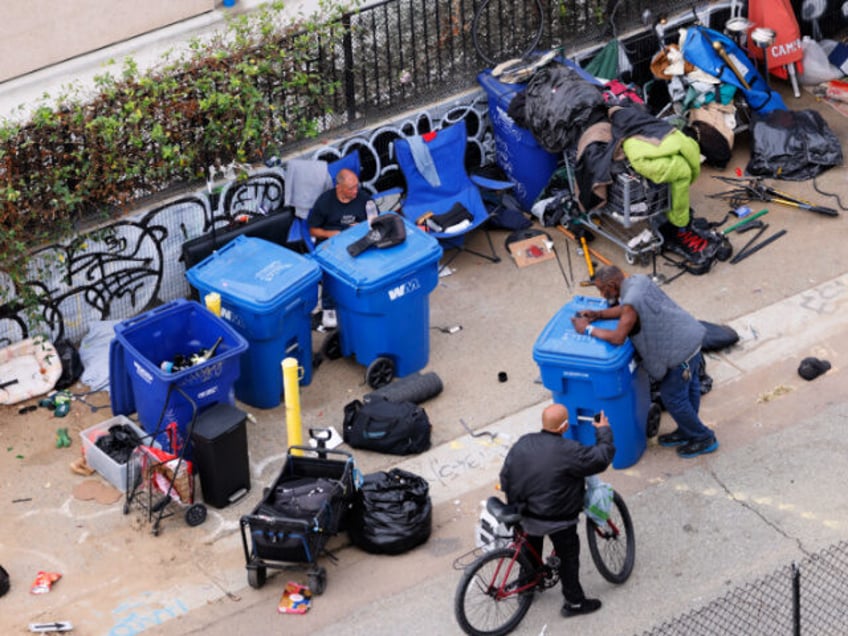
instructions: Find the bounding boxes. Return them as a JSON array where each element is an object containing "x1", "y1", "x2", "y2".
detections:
[
  {"x1": 477, "y1": 70, "x2": 559, "y2": 210},
  {"x1": 110, "y1": 298, "x2": 248, "y2": 456},
  {"x1": 80, "y1": 415, "x2": 157, "y2": 492},
  {"x1": 185, "y1": 235, "x2": 321, "y2": 409},
  {"x1": 532, "y1": 295, "x2": 651, "y2": 469},
  {"x1": 311, "y1": 215, "x2": 442, "y2": 387}
]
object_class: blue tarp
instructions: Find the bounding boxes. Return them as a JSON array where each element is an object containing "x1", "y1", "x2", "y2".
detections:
[{"x1": 682, "y1": 26, "x2": 786, "y2": 114}]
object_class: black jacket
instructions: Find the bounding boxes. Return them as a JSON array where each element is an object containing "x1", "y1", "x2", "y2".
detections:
[{"x1": 499, "y1": 427, "x2": 615, "y2": 522}]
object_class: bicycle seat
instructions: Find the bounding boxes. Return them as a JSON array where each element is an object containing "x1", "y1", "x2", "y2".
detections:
[{"x1": 486, "y1": 497, "x2": 522, "y2": 527}]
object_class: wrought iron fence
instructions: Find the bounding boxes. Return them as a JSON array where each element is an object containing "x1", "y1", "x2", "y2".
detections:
[
  {"x1": 296, "y1": 0, "x2": 705, "y2": 140},
  {"x1": 638, "y1": 540, "x2": 848, "y2": 636}
]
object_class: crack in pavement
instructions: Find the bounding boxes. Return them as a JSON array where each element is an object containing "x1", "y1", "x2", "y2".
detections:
[{"x1": 709, "y1": 468, "x2": 811, "y2": 558}]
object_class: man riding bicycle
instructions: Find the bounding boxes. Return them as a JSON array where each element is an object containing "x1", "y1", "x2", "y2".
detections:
[{"x1": 499, "y1": 403, "x2": 615, "y2": 618}]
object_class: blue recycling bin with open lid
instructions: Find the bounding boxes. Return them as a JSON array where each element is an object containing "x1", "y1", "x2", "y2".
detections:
[
  {"x1": 532, "y1": 295, "x2": 651, "y2": 469},
  {"x1": 110, "y1": 298, "x2": 248, "y2": 457},
  {"x1": 311, "y1": 214, "x2": 443, "y2": 387},
  {"x1": 185, "y1": 235, "x2": 321, "y2": 409}
]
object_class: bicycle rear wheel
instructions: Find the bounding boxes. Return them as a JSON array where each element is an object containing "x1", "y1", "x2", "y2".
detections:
[
  {"x1": 586, "y1": 490, "x2": 635, "y2": 584},
  {"x1": 454, "y1": 547, "x2": 536, "y2": 636},
  {"x1": 472, "y1": 0, "x2": 544, "y2": 66}
]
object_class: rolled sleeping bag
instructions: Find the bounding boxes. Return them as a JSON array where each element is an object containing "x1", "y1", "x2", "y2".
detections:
[{"x1": 363, "y1": 371, "x2": 443, "y2": 405}]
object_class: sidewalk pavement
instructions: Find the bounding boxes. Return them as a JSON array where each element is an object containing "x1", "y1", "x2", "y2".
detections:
[
  {"x1": 161, "y1": 271, "x2": 848, "y2": 635},
  {"x1": 0, "y1": 0, "x2": 317, "y2": 123}
]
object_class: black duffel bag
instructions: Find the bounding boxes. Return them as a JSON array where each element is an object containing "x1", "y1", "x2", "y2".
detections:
[
  {"x1": 343, "y1": 397, "x2": 431, "y2": 455},
  {"x1": 348, "y1": 468, "x2": 432, "y2": 555}
]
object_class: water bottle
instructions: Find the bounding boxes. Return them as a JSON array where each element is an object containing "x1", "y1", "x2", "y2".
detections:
[{"x1": 365, "y1": 199, "x2": 379, "y2": 226}]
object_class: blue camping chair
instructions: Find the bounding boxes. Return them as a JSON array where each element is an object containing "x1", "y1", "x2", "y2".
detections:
[
  {"x1": 285, "y1": 152, "x2": 363, "y2": 253},
  {"x1": 394, "y1": 119, "x2": 514, "y2": 268}
]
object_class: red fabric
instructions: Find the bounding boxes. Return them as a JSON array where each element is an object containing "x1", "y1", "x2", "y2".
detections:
[
  {"x1": 422, "y1": 131, "x2": 437, "y2": 143},
  {"x1": 746, "y1": 0, "x2": 803, "y2": 79}
]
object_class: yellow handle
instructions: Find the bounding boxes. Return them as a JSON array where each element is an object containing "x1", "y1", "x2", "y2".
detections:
[{"x1": 580, "y1": 236, "x2": 594, "y2": 279}]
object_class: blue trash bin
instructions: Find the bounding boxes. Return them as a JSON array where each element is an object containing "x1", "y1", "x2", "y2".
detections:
[
  {"x1": 111, "y1": 299, "x2": 248, "y2": 457},
  {"x1": 311, "y1": 215, "x2": 442, "y2": 387},
  {"x1": 185, "y1": 235, "x2": 321, "y2": 409},
  {"x1": 532, "y1": 295, "x2": 651, "y2": 469},
  {"x1": 477, "y1": 70, "x2": 559, "y2": 210}
]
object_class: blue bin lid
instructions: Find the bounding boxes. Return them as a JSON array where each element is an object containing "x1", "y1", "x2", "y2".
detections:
[
  {"x1": 533, "y1": 295, "x2": 634, "y2": 370},
  {"x1": 185, "y1": 235, "x2": 321, "y2": 312},
  {"x1": 311, "y1": 214, "x2": 443, "y2": 291}
]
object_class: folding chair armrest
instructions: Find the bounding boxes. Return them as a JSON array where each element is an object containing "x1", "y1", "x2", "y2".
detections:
[
  {"x1": 471, "y1": 174, "x2": 515, "y2": 192},
  {"x1": 373, "y1": 186, "x2": 405, "y2": 213}
]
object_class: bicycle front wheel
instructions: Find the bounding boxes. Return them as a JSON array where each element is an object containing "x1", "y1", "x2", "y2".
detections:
[
  {"x1": 454, "y1": 547, "x2": 536, "y2": 636},
  {"x1": 472, "y1": 0, "x2": 544, "y2": 66},
  {"x1": 586, "y1": 490, "x2": 636, "y2": 584}
]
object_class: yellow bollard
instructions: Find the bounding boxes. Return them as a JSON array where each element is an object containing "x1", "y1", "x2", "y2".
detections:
[{"x1": 282, "y1": 357, "x2": 303, "y2": 455}]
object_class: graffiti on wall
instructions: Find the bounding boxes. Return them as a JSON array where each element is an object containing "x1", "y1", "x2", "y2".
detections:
[{"x1": 0, "y1": 95, "x2": 492, "y2": 348}]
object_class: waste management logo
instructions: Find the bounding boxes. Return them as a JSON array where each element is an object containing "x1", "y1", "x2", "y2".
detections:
[{"x1": 387, "y1": 278, "x2": 421, "y2": 301}]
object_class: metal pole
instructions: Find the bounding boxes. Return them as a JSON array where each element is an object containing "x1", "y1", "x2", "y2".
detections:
[
  {"x1": 792, "y1": 561, "x2": 801, "y2": 636},
  {"x1": 282, "y1": 357, "x2": 304, "y2": 455}
]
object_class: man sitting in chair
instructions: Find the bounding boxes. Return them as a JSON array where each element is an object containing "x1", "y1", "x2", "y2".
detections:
[
  {"x1": 309, "y1": 168, "x2": 372, "y2": 240},
  {"x1": 309, "y1": 168, "x2": 374, "y2": 328}
]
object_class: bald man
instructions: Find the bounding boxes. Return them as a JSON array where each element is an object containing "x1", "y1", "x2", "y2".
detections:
[
  {"x1": 308, "y1": 168, "x2": 372, "y2": 240},
  {"x1": 499, "y1": 403, "x2": 615, "y2": 619}
]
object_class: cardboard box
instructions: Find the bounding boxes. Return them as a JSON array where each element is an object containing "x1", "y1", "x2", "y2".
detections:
[
  {"x1": 508, "y1": 235, "x2": 555, "y2": 268},
  {"x1": 80, "y1": 416, "x2": 157, "y2": 492}
]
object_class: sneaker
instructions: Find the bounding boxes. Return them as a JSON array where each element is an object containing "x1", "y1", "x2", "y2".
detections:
[
  {"x1": 322, "y1": 309, "x2": 337, "y2": 330},
  {"x1": 561, "y1": 598, "x2": 602, "y2": 617},
  {"x1": 658, "y1": 429, "x2": 690, "y2": 447},
  {"x1": 677, "y1": 437, "x2": 719, "y2": 458}
]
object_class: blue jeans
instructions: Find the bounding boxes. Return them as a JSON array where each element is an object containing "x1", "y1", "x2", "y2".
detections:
[{"x1": 658, "y1": 352, "x2": 715, "y2": 443}]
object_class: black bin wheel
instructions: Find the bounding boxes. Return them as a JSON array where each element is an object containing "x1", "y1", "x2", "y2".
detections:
[
  {"x1": 185, "y1": 503, "x2": 207, "y2": 527},
  {"x1": 321, "y1": 330, "x2": 342, "y2": 360},
  {"x1": 646, "y1": 402, "x2": 662, "y2": 438},
  {"x1": 247, "y1": 564, "x2": 267, "y2": 589},
  {"x1": 366, "y1": 356, "x2": 395, "y2": 389},
  {"x1": 308, "y1": 566, "x2": 327, "y2": 595}
]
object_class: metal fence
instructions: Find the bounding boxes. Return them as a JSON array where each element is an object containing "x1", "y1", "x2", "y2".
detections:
[
  {"x1": 638, "y1": 540, "x2": 848, "y2": 636},
  {"x1": 297, "y1": 0, "x2": 703, "y2": 139}
]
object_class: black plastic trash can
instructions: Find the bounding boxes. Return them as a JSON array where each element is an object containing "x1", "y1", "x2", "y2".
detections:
[{"x1": 191, "y1": 403, "x2": 250, "y2": 508}]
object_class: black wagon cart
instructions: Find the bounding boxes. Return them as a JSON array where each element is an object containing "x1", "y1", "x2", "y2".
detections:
[{"x1": 240, "y1": 436, "x2": 356, "y2": 594}]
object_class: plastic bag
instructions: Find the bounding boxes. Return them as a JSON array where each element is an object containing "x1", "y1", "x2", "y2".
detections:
[
  {"x1": 347, "y1": 468, "x2": 432, "y2": 555},
  {"x1": 798, "y1": 37, "x2": 842, "y2": 86},
  {"x1": 584, "y1": 475, "x2": 613, "y2": 526},
  {"x1": 79, "y1": 320, "x2": 120, "y2": 392}
]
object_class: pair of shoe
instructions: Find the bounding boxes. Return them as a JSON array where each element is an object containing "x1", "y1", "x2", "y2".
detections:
[
  {"x1": 561, "y1": 598, "x2": 602, "y2": 618},
  {"x1": 321, "y1": 309, "x2": 337, "y2": 330},
  {"x1": 658, "y1": 430, "x2": 719, "y2": 458}
]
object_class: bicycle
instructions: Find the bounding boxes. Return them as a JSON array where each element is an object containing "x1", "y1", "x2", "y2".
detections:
[{"x1": 453, "y1": 491, "x2": 635, "y2": 636}]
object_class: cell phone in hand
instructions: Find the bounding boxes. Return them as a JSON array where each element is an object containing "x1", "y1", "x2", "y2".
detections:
[{"x1": 593, "y1": 412, "x2": 602, "y2": 423}]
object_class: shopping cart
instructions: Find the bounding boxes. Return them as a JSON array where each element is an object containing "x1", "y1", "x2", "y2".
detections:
[
  {"x1": 561, "y1": 149, "x2": 670, "y2": 267},
  {"x1": 123, "y1": 385, "x2": 207, "y2": 536},
  {"x1": 240, "y1": 431, "x2": 356, "y2": 594}
]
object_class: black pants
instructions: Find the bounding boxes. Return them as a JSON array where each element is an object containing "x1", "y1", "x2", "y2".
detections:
[{"x1": 527, "y1": 524, "x2": 584, "y2": 603}]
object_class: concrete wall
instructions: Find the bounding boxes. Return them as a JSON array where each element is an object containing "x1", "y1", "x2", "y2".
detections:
[{"x1": 1, "y1": 0, "x2": 214, "y2": 82}]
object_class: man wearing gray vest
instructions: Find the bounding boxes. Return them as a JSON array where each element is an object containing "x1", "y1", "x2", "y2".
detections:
[{"x1": 570, "y1": 265, "x2": 718, "y2": 458}]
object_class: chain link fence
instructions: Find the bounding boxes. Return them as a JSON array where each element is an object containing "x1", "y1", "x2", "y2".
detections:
[{"x1": 639, "y1": 541, "x2": 848, "y2": 636}]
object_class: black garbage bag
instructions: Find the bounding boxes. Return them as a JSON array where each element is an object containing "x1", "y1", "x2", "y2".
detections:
[
  {"x1": 54, "y1": 338, "x2": 84, "y2": 390},
  {"x1": 523, "y1": 63, "x2": 606, "y2": 153},
  {"x1": 746, "y1": 109, "x2": 843, "y2": 181},
  {"x1": 347, "y1": 468, "x2": 432, "y2": 555}
]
